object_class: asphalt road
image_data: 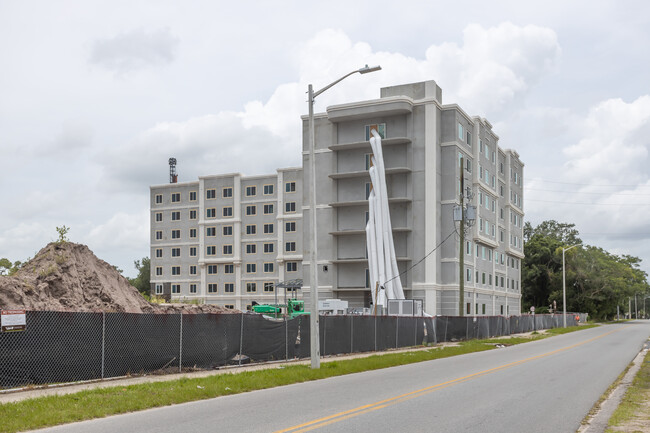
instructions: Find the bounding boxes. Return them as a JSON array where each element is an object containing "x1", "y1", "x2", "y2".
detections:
[{"x1": 39, "y1": 321, "x2": 650, "y2": 433}]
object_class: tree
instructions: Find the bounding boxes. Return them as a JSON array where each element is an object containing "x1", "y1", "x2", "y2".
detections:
[
  {"x1": 0, "y1": 258, "x2": 11, "y2": 275},
  {"x1": 523, "y1": 220, "x2": 650, "y2": 320},
  {"x1": 56, "y1": 225, "x2": 70, "y2": 244},
  {"x1": 129, "y1": 257, "x2": 150, "y2": 296}
]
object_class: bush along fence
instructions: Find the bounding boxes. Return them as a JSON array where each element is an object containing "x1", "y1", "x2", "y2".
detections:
[{"x1": 0, "y1": 311, "x2": 583, "y2": 389}]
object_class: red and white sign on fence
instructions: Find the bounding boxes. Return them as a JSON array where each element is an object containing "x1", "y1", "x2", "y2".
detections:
[{"x1": 1, "y1": 310, "x2": 26, "y2": 332}]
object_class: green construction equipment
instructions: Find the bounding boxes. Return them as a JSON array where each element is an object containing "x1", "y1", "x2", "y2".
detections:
[{"x1": 250, "y1": 279, "x2": 310, "y2": 319}]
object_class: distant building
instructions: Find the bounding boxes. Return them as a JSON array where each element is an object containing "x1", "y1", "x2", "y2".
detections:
[{"x1": 150, "y1": 79, "x2": 524, "y2": 315}]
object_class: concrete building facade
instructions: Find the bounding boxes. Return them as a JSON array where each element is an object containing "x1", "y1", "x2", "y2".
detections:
[
  {"x1": 150, "y1": 79, "x2": 523, "y2": 315},
  {"x1": 150, "y1": 168, "x2": 303, "y2": 311}
]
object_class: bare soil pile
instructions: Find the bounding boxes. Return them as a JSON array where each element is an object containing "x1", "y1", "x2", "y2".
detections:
[{"x1": 0, "y1": 242, "x2": 235, "y2": 314}]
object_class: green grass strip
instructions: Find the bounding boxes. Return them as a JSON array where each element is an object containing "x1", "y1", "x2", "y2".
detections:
[
  {"x1": 0, "y1": 326, "x2": 593, "y2": 433},
  {"x1": 605, "y1": 349, "x2": 650, "y2": 430}
]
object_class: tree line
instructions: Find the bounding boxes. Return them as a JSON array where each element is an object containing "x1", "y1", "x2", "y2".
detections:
[{"x1": 523, "y1": 220, "x2": 649, "y2": 320}]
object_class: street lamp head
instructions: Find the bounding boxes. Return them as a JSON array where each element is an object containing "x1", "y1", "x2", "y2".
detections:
[{"x1": 359, "y1": 64, "x2": 382, "y2": 74}]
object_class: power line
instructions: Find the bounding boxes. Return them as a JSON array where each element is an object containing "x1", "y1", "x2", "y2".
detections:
[
  {"x1": 528, "y1": 178, "x2": 650, "y2": 189},
  {"x1": 525, "y1": 187, "x2": 650, "y2": 197},
  {"x1": 527, "y1": 198, "x2": 650, "y2": 206},
  {"x1": 382, "y1": 228, "x2": 457, "y2": 287}
]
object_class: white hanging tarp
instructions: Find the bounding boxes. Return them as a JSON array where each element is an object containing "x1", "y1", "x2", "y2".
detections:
[{"x1": 366, "y1": 129, "x2": 405, "y2": 309}]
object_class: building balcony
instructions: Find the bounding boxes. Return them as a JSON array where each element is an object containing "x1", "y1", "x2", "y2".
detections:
[
  {"x1": 328, "y1": 137, "x2": 411, "y2": 151},
  {"x1": 329, "y1": 197, "x2": 411, "y2": 207},
  {"x1": 331, "y1": 257, "x2": 411, "y2": 264},
  {"x1": 328, "y1": 167, "x2": 411, "y2": 180},
  {"x1": 329, "y1": 227, "x2": 411, "y2": 236}
]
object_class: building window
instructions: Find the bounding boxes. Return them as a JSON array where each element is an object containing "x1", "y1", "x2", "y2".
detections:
[
  {"x1": 223, "y1": 225, "x2": 233, "y2": 236},
  {"x1": 285, "y1": 181, "x2": 296, "y2": 193},
  {"x1": 285, "y1": 221, "x2": 296, "y2": 232},
  {"x1": 246, "y1": 185, "x2": 256, "y2": 197},
  {"x1": 263, "y1": 243, "x2": 274, "y2": 253},
  {"x1": 224, "y1": 264, "x2": 234, "y2": 274},
  {"x1": 189, "y1": 228, "x2": 197, "y2": 238},
  {"x1": 466, "y1": 303, "x2": 471, "y2": 315},
  {"x1": 365, "y1": 183, "x2": 371, "y2": 200},
  {"x1": 171, "y1": 284, "x2": 180, "y2": 294},
  {"x1": 189, "y1": 247, "x2": 197, "y2": 257},
  {"x1": 286, "y1": 262, "x2": 297, "y2": 272},
  {"x1": 155, "y1": 284, "x2": 163, "y2": 294},
  {"x1": 171, "y1": 193, "x2": 181, "y2": 202},
  {"x1": 285, "y1": 241, "x2": 296, "y2": 252},
  {"x1": 155, "y1": 248, "x2": 163, "y2": 258},
  {"x1": 189, "y1": 266, "x2": 197, "y2": 275},
  {"x1": 206, "y1": 189, "x2": 216, "y2": 199},
  {"x1": 206, "y1": 227, "x2": 216, "y2": 237},
  {"x1": 466, "y1": 131, "x2": 471, "y2": 145},
  {"x1": 246, "y1": 225, "x2": 257, "y2": 235},
  {"x1": 222, "y1": 207, "x2": 233, "y2": 217},
  {"x1": 246, "y1": 263, "x2": 256, "y2": 273},
  {"x1": 155, "y1": 230, "x2": 163, "y2": 240},
  {"x1": 189, "y1": 209, "x2": 197, "y2": 220},
  {"x1": 263, "y1": 263, "x2": 274, "y2": 273},
  {"x1": 458, "y1": 123, "x2": 463, "y2": 140},
  {"x1": 246, "y1": 282, "x2": 256, "y2": 293},
  {"x1": 264, "y1": 204, "x2": 274, "y2": 214},
  {"x1": 223, "y1": 245, "x2": 233, "y2": 255},
  {"x1": 466, "y1": 241, "x2": 471, "y2": 255},
  {"x1": 155, "y1": 194, "x2": 163, "y2": 204},
  {"x1": 263, "y1": 184, "x2": 274, "y2": 195},
  {"x1": 206, "y1": 245, "x2": 217, "y2": 256},
  {"x1": 285, "y1": 202, "x2": 296, "y2": 213},
  {"x1": 246, "y1": 205, "x2": 256, "y2": 216},
  {"x1": 466, "y1": 268, "x2": 472, "y2": 282},
  {"x1": 206, "y1": 208, "x2": 216, "y2": 218},
  {"x1": 223, "y1": 187, "x2": 233, "y2": 198},
  {"x1": 224, "y1": 283, "x2": 234, "y2": 293},
  {"x1": 365, "y1": 153, "x2": 372, "y2": 170},
  {"x1": 264, "y1": 282, "x2": 274, "y2": 292},
  {"x1": 482, "y1": 272, "x2": 486, "y2": 284},
  {"x1": 189, "y1": 284, "x2": 197, "y2": 294},
  {"x1": 208, "y1": 264, "x2": 218, "y2": 274},
  {"x1": 208, "y1": 283, "x2": 217, "y2": 293},
  {"x1": 246, "y1": 244, "x2": 257, "y2": 254},
  {"x1": 172, "y1": 266, "x2": 181, "y2": 276},
  {"x1": 263, "y1": 223, "x2": 274, "y2": 234},
  {"x1": 171, "y1": 247, "x2": 181, "y2": 257},
  {"x1": 365, "y1": 123, "x2": 386, "y2": 140},
  {"x1": 189, "y1": 191, "x2": 197, "y2": 201},
  {"x1": 156, "y1": 267, "x2": 162, "y2": 276},
  {"x1": 171, "y1": 230, "x2": 181, "y2": 239},
  {"x1": 155, "y1": 212, "x2": 163, "y2": 222}
]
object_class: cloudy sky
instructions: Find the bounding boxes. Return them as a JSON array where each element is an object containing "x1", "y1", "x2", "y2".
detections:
[{"x1": 1, "y1": 0, "x2": 649, "y2": 278}]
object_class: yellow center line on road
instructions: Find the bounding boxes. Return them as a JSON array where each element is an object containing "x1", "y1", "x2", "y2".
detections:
[{"x1": 275, "y1": 326, "x2": 626, "y2": 433}]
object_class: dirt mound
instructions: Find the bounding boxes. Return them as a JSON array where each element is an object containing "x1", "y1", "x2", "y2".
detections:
[{"x1": 0, "y1": 242, "x2": 235, "y2": 314}]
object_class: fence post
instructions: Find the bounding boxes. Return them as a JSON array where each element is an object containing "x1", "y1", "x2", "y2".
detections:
[
  {"x1": 285, "y1": 316, "x2": 288, "y2": 361},
  {"x1": 395, "y1": 316, "x2": 399, "y2": 348},
  {"x1": 374, "y1": 315, "x2": 377, "y2": 352},
  {"x1": 239, "y1": 313, "x2": 244, "y2": 366},
  {"x1": 101, "y1": 311, "x2": 105, "y2": 379},
  {"x1": 323, "y1": 316, "x2": 326, "y2": 357},
  {"x1": 179, "y1": 312, "x2": 183, "y2": 373},
  {"x1": 414, "y1": 317, "x2": 417, "y2": 346},
  {"x1": 350, "y1": 315, "x2": 354, "y2": 354}
]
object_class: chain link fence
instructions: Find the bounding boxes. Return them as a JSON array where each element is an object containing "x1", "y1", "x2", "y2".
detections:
[{"x1": 0, "y1": 311, "x2": 579, "y2": 389}]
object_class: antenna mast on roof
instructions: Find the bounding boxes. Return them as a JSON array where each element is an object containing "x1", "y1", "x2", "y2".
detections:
[{"x1": 169, "y1": 158, "x2": 178, "y2": 183}]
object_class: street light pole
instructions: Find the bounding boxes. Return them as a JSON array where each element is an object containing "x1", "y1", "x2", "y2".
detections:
[
  {"x1": 307, "y1": 65, "x2": 381, "y2": 369},
  {"x1": 562, "y1": 243, "x2": 581, "y2": 328}
]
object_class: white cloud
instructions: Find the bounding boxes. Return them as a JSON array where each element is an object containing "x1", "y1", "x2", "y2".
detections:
[
  {"x1": 90, "y1": 28, "x2": 179, "y2": 74},
  {"x1": 96, "y1": 24, "x2": 562, "y2": 192},
  {"x1": 83, "y1": 210, "x2": 149, "y2": 251},
  {"x1": 563, "y1": 95, "x2": 650, "y2": 185}
]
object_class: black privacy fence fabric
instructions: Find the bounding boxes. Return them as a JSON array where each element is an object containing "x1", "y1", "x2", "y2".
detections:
[{"x1": 0, "y1": 311, "x2": 578, "y2": 389}]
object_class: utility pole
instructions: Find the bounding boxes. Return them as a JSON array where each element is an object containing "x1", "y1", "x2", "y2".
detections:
[{"x1": 459, "y1": 163, "x2": 465, "y2": 317}]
